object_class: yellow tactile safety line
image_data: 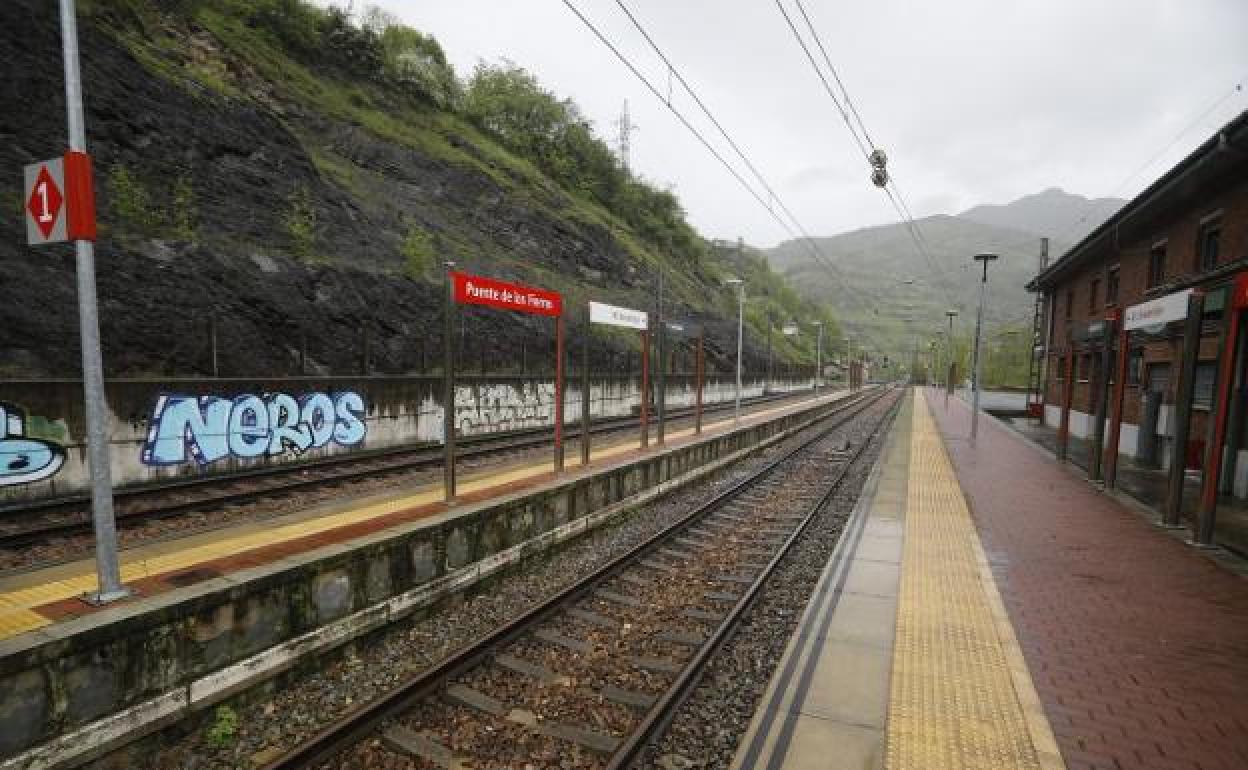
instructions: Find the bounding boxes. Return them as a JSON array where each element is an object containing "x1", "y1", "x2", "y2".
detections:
[
  {"x1": 0, "y1": 392, "x2": 846, "y2": 641},
  {"x1": 885, "y1": 391, "x2": 1065, "y2": 770}
]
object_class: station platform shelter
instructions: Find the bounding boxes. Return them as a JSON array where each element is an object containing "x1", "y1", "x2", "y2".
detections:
[{"x1": 736, "y1": 388, "x2": 1248, "y2": 770}]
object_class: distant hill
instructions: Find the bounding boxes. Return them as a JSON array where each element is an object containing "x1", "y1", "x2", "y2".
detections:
[
  {"x1": 958, "y1": 187, "x2": 1125, "y2": 243},
  {"x1": 766, "y1": 188, "x2": 1123, "y2": 365}
]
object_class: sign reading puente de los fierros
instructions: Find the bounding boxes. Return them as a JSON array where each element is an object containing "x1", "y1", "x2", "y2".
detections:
[{"x1": 452, "y1": 271, "x2": 562, "y2": 316}]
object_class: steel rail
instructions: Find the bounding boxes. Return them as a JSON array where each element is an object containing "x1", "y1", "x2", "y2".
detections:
[
  {"x1": 605, "y1": 390, "x2": 902, "y2": 769},
  {"x1": 260, "y1": 385, "x2": 894, "y2": 770}
]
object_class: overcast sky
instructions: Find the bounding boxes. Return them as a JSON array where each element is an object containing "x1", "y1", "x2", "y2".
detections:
[{"x1": 348, "y1": 0, "x2": 1246, "y2": 248}]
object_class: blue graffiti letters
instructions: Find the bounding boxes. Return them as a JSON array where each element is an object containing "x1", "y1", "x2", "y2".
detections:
[
  {"x1": 142, "y1": 391, "x2": 367, "y2": 466},
  {"x1": 0, "y1": 402, "x2": 66, "y2": 486}
]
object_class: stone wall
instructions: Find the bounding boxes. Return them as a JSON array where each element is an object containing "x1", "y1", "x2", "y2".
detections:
[{"x1": 0, "y1": 375, "x2": 815, "y2": 504}]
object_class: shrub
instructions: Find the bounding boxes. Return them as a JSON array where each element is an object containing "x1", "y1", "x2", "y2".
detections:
[
  {"x1": 205, "y1": 704, "x2": 238, "y2": 748},
  {"x1": 401, "y1": 223, "x2": 436, "y2": 279},
  {"x1": 170, "y1": 172, "x2": 197, "y2": 241},
  {"x1": 106, "y1": 165, "x2": 161, "y2": 235},
  {"x1": 283, "y1": 184, "x2": 318, "y2": 260}
]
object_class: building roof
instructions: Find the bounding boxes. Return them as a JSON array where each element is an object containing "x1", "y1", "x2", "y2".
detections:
[{"x1": 1029, "y1": 107, "x2": 1248, "y2": 292}]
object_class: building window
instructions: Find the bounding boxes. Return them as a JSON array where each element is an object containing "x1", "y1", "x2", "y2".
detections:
[
  {"x1": 1088, "y1": 279, "x2": 1099, "y2": 313},
  {"x1": 1078, "y1": 354, "x2": 1091, "y2": 382},
  {"x1": 1148, "y1": 242, "x2": 1167, "y2": 288},
  {"x1": 1193, "y1": 362, "x2": 1218, "y2": 410},
  {"x1": 1065, "y1": 288, "x2": 1074, "y2": 320},
  {"x1": 1127, "y1": 349, "x2": 1143, "y2": 386},
  {"x1": 1198, "y1": 214, "x2": 1222, "y2": 272},
  {"x1": 1106, "y1": 265, "x2": 1120, "y2": 306}
]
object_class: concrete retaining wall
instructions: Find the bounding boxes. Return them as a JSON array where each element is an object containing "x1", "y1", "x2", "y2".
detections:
[
  {"x1": 0, "y1": 375, "x2": 814, "y2": 505},
  {"x1": 0, "y1": 391, "x2": 854, "y2": 768}
]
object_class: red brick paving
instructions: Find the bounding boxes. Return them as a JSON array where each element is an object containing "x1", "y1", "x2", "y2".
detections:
[{"x1": 928, "y1": 391, "x2": 1248, "y2": 770}]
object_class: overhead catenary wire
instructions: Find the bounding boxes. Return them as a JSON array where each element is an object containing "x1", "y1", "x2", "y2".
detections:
[
  {"x1": 775, "y1": 0, "x2": 963, "y2": 314},
  {"x1": 563, "y1": 0, "x2": 897, "y2": 358}
]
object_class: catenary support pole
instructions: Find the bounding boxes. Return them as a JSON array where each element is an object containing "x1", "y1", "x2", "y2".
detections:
[
  {"x1": 734, "y1": 284, "x2": 744, "y2": 422},
  {"x1": 581, "y1": 311, "x2": 591, "y2": 467},
  {"x1": 695, "y1": 329, "x2": 704, "y2": 434},
  {"x1": 640, "y1": 329, "x2": 650, "y2": 448},
  {"x1": 554, "y1": 314, "x2": 565, "y2": 472},
  {"x1": 1164, "y1": 291, "x2": 1205, "y2": 527},
  {"x1": 1196, "y1": 305, "x2": 1241, "y2": 544},
  {"x1": 61, "y1": 0, "x2": 126, "y2": 603},
  {"x1": 443, "y1": 264, "x2": 457, "y2": 502},
  {"x1": 656, "y1": 271, "x2": 666, "y2": 445}
]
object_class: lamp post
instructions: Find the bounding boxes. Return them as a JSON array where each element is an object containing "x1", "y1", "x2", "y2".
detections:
[
  {"x1": 945, "y1": 309, "x2": 958, "y2": 409},
  {"x1": 725, "y1": 277, "x2": 744, "y2": 422},
  {"x1": 812, "y1": 321, "x2": 824, "y2": 393},
  {"x1": 971, "y1": 253, "x2": 999, "y2": 443}
]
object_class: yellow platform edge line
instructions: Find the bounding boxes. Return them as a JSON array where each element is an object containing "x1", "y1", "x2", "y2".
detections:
[
  {"x1": 0, "y1": 391, "x2": 848, "y2": 640},
  {"x1": 885, "y1": 389, "x2": 1065, "y2": 770}
]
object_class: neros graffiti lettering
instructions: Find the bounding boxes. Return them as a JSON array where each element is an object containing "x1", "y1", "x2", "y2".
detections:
[
  {"x1": 0, "y1": 402, "x2": 66, "y2": 486},
  {"x1": 142, "y1": 391, "x2": 367, "y2": 467}
]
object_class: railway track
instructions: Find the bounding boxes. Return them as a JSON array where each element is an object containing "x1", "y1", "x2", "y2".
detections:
[
  {"x1": 0, "y1": 390, "x2": 815, "y2": 549},
  {"x1": 259, "y1": 385, "x2": 899, "y2": 770}
]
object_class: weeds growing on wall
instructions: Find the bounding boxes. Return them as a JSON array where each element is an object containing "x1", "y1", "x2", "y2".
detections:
[
  {"x1": 401, "y1": 222, "x2": 436, "y2": 280},
  {"x1": 283, "y1": 183, "x2": 318, "y2": 261}
]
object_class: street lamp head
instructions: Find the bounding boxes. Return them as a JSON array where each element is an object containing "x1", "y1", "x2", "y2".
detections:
[
  {"x1": 973, "y1": 252, "x2": 999, "y2": 263},
  {"x1": 723, "y1": 277, "x2": 743, "y2": 287},
  {"x1": 945, "y1": 309, "x2": 958, "y2": 319}
]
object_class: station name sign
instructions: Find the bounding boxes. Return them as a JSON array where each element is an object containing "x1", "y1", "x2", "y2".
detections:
[
  {"x1": 452, "y1": 271, "x2": 562, "y2": 317},
  {"x1": 589, "y1": 300, "x2": 648, "y2": 330},
  {"x1": 1123, "y1": 288, "x2": 1193, "y2": 331}
]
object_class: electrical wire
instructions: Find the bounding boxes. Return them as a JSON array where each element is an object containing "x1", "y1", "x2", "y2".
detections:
[{"x1": 564, "y1": 0, "x2": 897, "y2": 358}]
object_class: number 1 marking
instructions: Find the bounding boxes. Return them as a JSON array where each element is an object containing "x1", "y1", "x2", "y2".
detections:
[{"x1": 35, "y1": 181, "x2": 52, "y2": 223}]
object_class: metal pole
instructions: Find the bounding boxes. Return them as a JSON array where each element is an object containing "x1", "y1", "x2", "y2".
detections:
[
  {"x1": 1089, "y1": 319, "x2": 1115, "y2": 481},
  {"x1": 640, "y1": 329, "x2": 650, "y2": 447},
  {"x1": 209, "y1": 315, "x2": 219, "y2": 378},
  {"x1": 971, "y1": 261, "x2": 990, "y2": 442},
  {"x1": 1164, "y1": 291, "x2": 1205, "y2": 527},
  {"x1": 61, "y1": 0, "x2": 126, "y2": 603},
  {"x1": 695, "y1": 330, "x2": 704, "y2": 434},
  {"x1": 765, "y1": 310, "x2": 773, "y2": 394},
  {"x1": 581, "y1": 310, "x2": 591, "y2": 467},
  {"x1": 1196, "y1": 304, "x2": 1241, "y2": 544},
  {"x1": 816, "y1": 324, "x2": 823, "y2": 393},
  {"x1": 443, "y1": 264, "x2": 457, "y2": 502},
  {"x1": 656, "y1": 271, "x2": 666, "y2": 445},
  {"x1": 554, "y1": 315, "x2": 565, "y2": 472},
  {"x1": 734, "y1": 285, "x2": 744, "y2": 422},
  {"x1": 1104, "y1": 322, "x2": 1129, "y2": 489},
  {"x1": 945, "y1": 313, "x2": 955, "y2": 409}
]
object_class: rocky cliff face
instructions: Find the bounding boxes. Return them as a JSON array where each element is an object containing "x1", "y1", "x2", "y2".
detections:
[{"x1": 0, "y1": 1, "x2": 748, "y2": 379}]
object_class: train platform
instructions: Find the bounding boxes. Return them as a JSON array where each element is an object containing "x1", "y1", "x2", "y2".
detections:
[
  {"x1": 0, "y1": 388, "x2": 849, "y2": 643},
  {"x1": 733, "y1": 388, "x2": 1248, "y2": 770},
  {"x1": 997, "y1": 411, "x2": 1248, "y2": 561}
]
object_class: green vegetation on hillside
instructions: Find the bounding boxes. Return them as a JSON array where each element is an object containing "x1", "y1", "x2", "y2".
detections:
[{"x1": 83, "y1": 0, "x2": 837, "y2": 367}]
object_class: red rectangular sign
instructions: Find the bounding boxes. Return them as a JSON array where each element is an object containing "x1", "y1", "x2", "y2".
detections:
[{"x1": 452, "y1": 271, "x2": 562, "y2": 317}]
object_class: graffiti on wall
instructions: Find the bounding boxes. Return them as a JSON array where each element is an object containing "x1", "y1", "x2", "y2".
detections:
[
  {"x1": 0, "y1": 402, "x2": 66, "y2": 486},
  {"x1": 141, "y1": 391, "x2": 367, "y2": 467},
  {"x1": 455, "y1": 382, "x2": 554, "y2": 434}
]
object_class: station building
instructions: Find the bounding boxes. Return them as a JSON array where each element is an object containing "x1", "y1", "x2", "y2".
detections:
[{"x1": 1029, "y1": 108, "x2": 1248, "y2": 548}]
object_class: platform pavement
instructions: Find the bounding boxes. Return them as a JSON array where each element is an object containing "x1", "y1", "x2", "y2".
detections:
[
  {"x1": 0, "y1": 389, "x2": 849, "y2": 642},
  {"x1": 732, "y1": 389, "x2": 1063, "y2": 770},
  {"x1": 930, "y1": 391, "x2": 1248, "y2": 770}
]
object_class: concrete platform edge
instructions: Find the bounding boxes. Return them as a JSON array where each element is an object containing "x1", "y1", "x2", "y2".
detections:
[{"x1": 729, "y1": 393, "x2": 907, "y2": 770}]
